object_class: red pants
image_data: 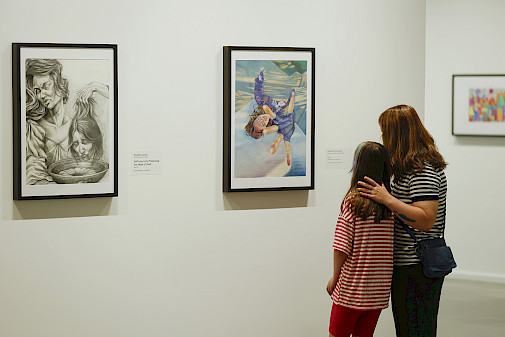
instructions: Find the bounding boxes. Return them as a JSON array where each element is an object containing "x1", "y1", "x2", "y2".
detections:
[{"x1": 329, "y1": 303, "x2": 382, "y2": 337}]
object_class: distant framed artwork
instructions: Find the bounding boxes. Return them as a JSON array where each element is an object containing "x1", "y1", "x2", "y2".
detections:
[
  {"x1": 12, "y1": 43, "x2": 118, "y2": 200},
  {"x1": 223, "y1": 46, "x2": 315, "y2": 192},
  {"x1": 452, "y1": 74, "x2": 505, "y2": 136}
]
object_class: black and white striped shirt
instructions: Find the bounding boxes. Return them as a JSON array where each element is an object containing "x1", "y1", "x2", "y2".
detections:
[{"x1": 391, "y1": 164, "x2": 447, "y2": 266}]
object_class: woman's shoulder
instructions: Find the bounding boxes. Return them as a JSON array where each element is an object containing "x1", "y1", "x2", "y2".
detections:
[
  {"x1": 423, "y1": 162, "x2": 443, "y2": 170},
  {"x1": 409, "y1": 162, "x2": 444, "y2": 177},
  {"x1": 408, "y1": 163, "x2": 446, "y2": 188}
]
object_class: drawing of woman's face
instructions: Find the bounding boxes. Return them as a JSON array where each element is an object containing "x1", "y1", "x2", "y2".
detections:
[
  {"x1": 32, "y1": 75, "x2": 62, "y2": 109},
  {"x1": 71, "y1": 131, "x2": 93, "y2": 161}
]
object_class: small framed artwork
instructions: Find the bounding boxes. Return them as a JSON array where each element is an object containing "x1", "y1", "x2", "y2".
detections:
[
  {"x1": 12, "y1": 43, "x2": 118, "y2": 200},
  {"x1": 452, "y1": 74, "x2": 505, "y2": 136},
  {"x1": 223, "y1": 46, "x2": 315, "y2": 192}
]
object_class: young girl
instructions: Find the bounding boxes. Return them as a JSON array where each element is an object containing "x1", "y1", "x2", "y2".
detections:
[{"x1": 326, "y1": 141, "x2": 394, "y2": 337}]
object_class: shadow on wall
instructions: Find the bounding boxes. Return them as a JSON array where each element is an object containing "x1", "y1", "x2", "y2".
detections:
[
  {"x1": 223, "y1": 190, "x2": 310, "y2": 210},
  {"x1": 454, "y1": 136, "x2": 505, "y2": 147},
  {"x1": 12, "y1": 197, "x2": 115, "y2": 220}
]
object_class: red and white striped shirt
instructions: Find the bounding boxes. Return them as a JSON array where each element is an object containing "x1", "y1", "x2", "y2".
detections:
[{"x1": 331, "y1": 196, "x2": 394, "y2": 310}]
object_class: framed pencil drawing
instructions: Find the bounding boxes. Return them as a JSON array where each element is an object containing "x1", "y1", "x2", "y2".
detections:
[
  {"x1": 452, "y1": 74, "x2": 505, "y2": 136},
  {"x1": 223, "y1": 46, "x2": 315, "y2": 192},
  {"x1": 13, "y1": 43, "x2": 118, "y2": 200}
]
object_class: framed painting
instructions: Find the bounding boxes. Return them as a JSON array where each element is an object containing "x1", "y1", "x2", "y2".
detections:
[
  {"x1": 223, "y1": 46, "x2": 315, "y2": 192},
  {"x1": 12, "y1": 43, "x2": 118, "y2": 200},
  {"x1": 452, "y1": 74, "x2": 505, "y2": 136}
]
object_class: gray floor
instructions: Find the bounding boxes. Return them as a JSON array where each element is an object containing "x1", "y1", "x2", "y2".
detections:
[{"x1": 373, "y1": 278, "x2": 505, "y2": 336}]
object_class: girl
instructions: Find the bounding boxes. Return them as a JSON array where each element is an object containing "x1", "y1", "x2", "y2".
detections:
[
  {"x1": 244, "y1": 69, "x2": 296, "y2": 166},
  {"x1": 326, "y1": 141, "x2": 395, "y2": 337}
]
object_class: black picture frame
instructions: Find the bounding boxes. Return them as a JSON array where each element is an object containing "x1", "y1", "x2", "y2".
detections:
[
  {"x1": 13, "y1": 43, "x2": 118, "y2": 200},
  {"x1": 223, "y1": 46, "x2": 315, "y2": 192},
  {"x1": 452, "y1": 74, "x2": 505, "y2": 136}
]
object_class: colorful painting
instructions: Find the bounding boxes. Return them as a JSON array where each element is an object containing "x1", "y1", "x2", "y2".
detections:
[
  {"x1": 453, "y1": 75, "x2": 505, "y2": 136},
  {"x1": 13, "y1": 43, "x2": 118, "y2": 200},
  {"x1": 223, "y1": 47, "x2": 315, "y2": 191},
  {"x1": 469, "y1": 88, "x2": 505, "y2": 122}
]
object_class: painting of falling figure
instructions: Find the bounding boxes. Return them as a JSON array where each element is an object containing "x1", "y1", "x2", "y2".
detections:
[
  {"x1": 25, "y1": 58, "x2": 109, "y2": 185},
  {"x1": 223, "y1": 46, "x2": 314, "y2": 191},
  {"x1": 234, "y1": 61, "x2": 308, "y2": 178}
]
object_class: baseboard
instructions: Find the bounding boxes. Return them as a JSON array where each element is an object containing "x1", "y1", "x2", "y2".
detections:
[{"x1": 448, "y1": 270, "x2": 505, "y2": 284}]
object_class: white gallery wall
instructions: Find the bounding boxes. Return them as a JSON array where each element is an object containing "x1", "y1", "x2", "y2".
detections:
[
  {"x1": 425, "y1": 0, "x2": 505, "y2": 283},
  {"x1": 0, "y1": 1, "x2": 427, "y2": 336}
]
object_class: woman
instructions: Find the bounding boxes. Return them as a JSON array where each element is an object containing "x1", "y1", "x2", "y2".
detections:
[
  {"x1": 25, "y1": 59, "x2": 108, "y2": 184},
  {"x1": 357, "y1": 105, "x2": 448, "y2": 336}
]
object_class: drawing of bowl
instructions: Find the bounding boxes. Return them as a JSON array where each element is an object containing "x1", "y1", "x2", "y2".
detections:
[{"x1": 48, "y1": 158, "x2": 109, "y2": 184}]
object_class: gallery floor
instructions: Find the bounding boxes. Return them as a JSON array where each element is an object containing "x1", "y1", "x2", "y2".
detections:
[{"x1": 373, "y1": 278, "x2": 505, "y2": 336}]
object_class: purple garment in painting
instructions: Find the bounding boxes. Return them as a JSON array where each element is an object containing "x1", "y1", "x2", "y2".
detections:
[{"x1": 254, "y1": 71, "x2": 295, "y2": 142}]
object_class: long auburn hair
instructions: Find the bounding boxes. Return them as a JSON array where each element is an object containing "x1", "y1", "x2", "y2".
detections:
[
  {"x1": 379, "y1": 105, "x2": 447, "y2": 182},
  {"x1": 344, "y1": 141, "x2": 392, "y2": 222}
]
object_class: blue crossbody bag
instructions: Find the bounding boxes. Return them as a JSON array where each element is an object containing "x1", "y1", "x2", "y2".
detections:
[{"x1": 401, "y1": 222, "x2": 457, "y2": 278}]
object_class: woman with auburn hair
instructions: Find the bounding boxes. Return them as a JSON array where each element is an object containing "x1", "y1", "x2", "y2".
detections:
[{"x1": 357, "y1": 105, "x2": 448, "y2": 337}]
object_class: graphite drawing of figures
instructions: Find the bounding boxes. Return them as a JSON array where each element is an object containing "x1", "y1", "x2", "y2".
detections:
[{"x1": 24, "y1": 58, "x2": 109, "y2": 185}]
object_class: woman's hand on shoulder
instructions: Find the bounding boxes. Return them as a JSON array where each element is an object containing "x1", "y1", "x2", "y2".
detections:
[
  {"x1": 357, "y1": 176, "x2": 393, "y2": 207},
  {"x1": 359, "y1": 176, "x2": 439, "y2": 231}
]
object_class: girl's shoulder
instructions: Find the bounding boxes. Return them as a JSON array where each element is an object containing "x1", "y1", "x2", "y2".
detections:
[
  {"x1": 342, "y1": 192, "x2": 356, "y2": 203},
  {"x1": 339, "y1": 195, "x2": 356, "y2": 224},
  {"x1": 340, "y1": 193, "x2": 357, "y2": 213}
]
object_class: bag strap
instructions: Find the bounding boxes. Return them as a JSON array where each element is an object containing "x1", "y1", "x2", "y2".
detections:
[
  {"x1": 400, "y1": 221, "x2": 419, "y2": 243},
  {"x1": 400, "y1": 218, "x2": 445, "y2": 241}
]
